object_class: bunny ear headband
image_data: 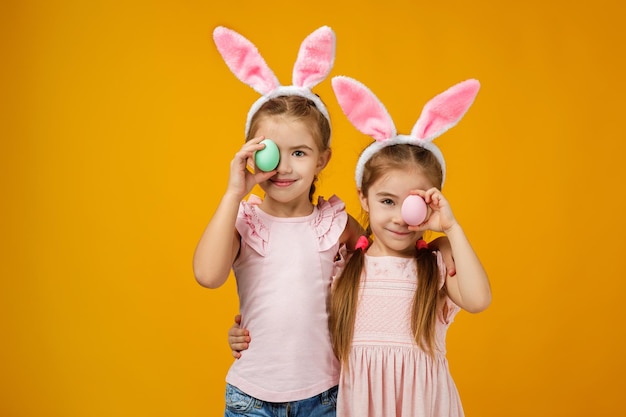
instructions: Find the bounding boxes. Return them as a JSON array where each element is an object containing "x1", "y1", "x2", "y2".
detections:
[
  {"x1": 331, "y1": 76, "x2": 480, "y2": 188},
  {"x1": 213, "y1": 26, "x2": 336, "y2": 138}
]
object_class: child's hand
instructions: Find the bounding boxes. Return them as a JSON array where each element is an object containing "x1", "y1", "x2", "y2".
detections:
[
  {"x1": 428, "y1": 236, "x2": 457, "y2": 276},
  {"x1": 228, "y1": 314, "x2": 250, "y2": 359},
  {"x1": 408, "y1": 188, "x2": 458, "y2": 234},
  {"x1": 227, "y1": 137, "x2": 276, "y2": 200}
]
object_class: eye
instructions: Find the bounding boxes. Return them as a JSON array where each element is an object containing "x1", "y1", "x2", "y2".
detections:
[
  {"x1": 292, "y1": 150, "x2": 305, "y2": 157},
  {"x1": 381, "y1": 198, "x2": 394, "y2": 206}
]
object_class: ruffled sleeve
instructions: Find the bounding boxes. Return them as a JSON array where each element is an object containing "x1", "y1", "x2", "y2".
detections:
[
  {"x1": 311, "y1": 195, "x2": 348, "y2": 252},
  {"x1": 235, "y1": 195, "x2": 269, "y2": 256}
]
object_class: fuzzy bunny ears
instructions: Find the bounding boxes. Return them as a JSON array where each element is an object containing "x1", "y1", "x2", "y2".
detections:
[
  {"x1": 213, "y1": 26, "x2": 336, "y2": 137},
  {"x1": 331, "y1": 76, "x2": 480, "y2": 188}
]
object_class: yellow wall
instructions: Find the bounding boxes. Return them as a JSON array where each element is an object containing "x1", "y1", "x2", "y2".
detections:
[{"x1": 2, "y1": 0, "x2": 625, "y2": 415}]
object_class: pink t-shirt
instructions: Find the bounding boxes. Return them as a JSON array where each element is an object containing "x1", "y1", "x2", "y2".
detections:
[{"x1": 226, "y1": 194, "x2": 347, "y2": 402}]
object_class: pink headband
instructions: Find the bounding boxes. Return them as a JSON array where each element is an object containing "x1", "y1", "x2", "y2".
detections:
[
  {"x1": 213, "y1": 26, "x2": 336, "y2": 139},
  {"x1": 331, "y1": 76, "x2": 480, "y2": 188}
]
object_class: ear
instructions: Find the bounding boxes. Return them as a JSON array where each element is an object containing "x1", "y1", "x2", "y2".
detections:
[
  {"x1": 332, "y1": 76, "x2": 396, "y2": 141},
  {"x1": 315, "y1": 148, "x2": 332, "y2": 173},
  {"x1": 358, "y1": 189, "x2": 369, "y2": 213},
  {"x1": 292, "y1": 26, "x2": 336, "y2": 89},
  {"x1": 213, "y1": 26, "x2": 280, "y2": 95},
  {"x1": 411, "y1": 79, "x2": 480, "y2": 142}
]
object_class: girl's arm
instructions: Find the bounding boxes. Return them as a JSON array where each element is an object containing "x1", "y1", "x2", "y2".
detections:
[
  {"x1": 440, "y1": 223, "x2": 491, "y2": 313},
  {"x1": 193, "y1": 137, "x2": 276, "y2": 288},
  {"x1": 193, "y1": 192, "x2": 242, "y2": 288},
  {"x1": 340, "y1": 214, "x2": 365, "y2": 251},
  {"x1": 411, "y1": 188, "x2": 491, "y2": 313}
]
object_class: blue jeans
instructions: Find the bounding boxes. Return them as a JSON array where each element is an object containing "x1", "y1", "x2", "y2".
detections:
[{"x1": 224, "y1": 383, "x2": 337, "y2": 417}]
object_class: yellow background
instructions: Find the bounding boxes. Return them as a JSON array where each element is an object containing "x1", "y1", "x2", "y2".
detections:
[{"x1": 2, "y1": 0, "x2": 625, "y2": 415}]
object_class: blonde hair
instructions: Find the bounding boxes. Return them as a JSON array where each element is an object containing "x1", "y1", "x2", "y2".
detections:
[
  {"x1": 329, "y1": 144, "x2": 446, "y2": 363},
  {"x1": 247, "y1": 95, "x2": 331, "y2": 202}
]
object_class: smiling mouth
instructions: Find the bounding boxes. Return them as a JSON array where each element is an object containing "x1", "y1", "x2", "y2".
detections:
[
  {"x1": 388, "y1": 229, "x2": 411, "y2": 237},
  {"x1": 270, "y1": 179, "x2": 296, "y2": 187}
]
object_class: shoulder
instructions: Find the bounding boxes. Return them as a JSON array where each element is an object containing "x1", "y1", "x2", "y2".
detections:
[
  {"x1": 314, "y1": 195, "x2": 347, "y2": 221},
  {"x1": 235, "y1": 195, "x2": 269, "y2": 255},
  {"x1": 312, "y1": 195, "x2": 348, "y2": 251},
  {"x1": 316, "y1": 194, "x2": 345, "y2": 211}
]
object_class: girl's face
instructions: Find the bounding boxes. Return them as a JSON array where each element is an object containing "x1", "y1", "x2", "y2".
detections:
[
  {"x1": 254, "y1": 116, "x2": 330, "y2": 215},
  {"x1": 359, "y1": 166, "x2": 435, "y2": 257}
]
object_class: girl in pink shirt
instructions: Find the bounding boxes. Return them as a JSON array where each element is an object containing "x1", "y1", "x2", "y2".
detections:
[{"x1": 193, "y1": 26, "x2": 362, "y2": 416}]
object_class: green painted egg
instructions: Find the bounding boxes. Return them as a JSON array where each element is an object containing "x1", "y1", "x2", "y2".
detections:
[{"x1": 254, "y1": 139, "x2": 280, "y2": 171}]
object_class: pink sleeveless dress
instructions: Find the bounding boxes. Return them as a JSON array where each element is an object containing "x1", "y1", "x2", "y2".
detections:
[{"x1": 337, "y1": 253, "x2": 464, "y2": 417}]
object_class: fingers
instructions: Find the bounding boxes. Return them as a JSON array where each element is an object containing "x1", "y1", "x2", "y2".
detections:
[
  {"x1": 247, "y1": 135, "x2": 266, "y2": 145},
  {"x1": 408, "y1": 188, "x2": 442, "y2": 204},
  {"x1": 228, "y1": 327, "x2": 249, "y2": 338},
  {"x1": 421, "y1": 187, "x2": 442, "y2": 205},
  {"x1": 234, "y1": 136, "x2": 267, "y2": 165},
  {"x1": 228, "y1": 139, "x2": 277, "y2": 196},
  {"x1": 229, "y1": 334, "x2": 250, "y2": 360},
  {"x1": 442, "y1": 251, "x2": 457, "y2": 277},
  {"x1": 253, "y1": 168, "x2": 277, "y2": 182},
  {"x1": 234, "y1": 138, "x2": 280, "y2": 178},
  {"x1": 228, "y1": 328, "x2": 250, "y2": 359},
  {"x1": 407, "y1": 222, "x2": 428, "y2": 232},
  {"x1": 228, "y1": 314, "x2": 250, "y2": 360},
  {"x1": 230, "y1": 339, "x2": 250, "y2": 351},
  {"x1": 228, "y1": 316, "x2": 249, "y2": 339}
]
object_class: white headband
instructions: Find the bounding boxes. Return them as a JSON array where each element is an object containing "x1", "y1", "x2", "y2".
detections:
[
  {"x1": 331, "y1": 76, "x2": 480, "y2": 188},
  {"x1": 213, "y1": 26, "x2": 336, "y2": 138}
]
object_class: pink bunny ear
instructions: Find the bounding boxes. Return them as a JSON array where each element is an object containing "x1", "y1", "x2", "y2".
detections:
[
  {"x1": 411, "y1": 79, "x2": 480, "y2": 141},
  {"x1": 213, "y1": 26, "x2": 280, "y2": 95},
  {"x1": 331, "y1": 76, "x2": 396, "y2": 141},
  {"x1": 293, "y1": 26, "x2": 336, "y2": 89}
]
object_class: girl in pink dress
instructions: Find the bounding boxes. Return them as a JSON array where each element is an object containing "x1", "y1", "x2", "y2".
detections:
[{"x1": 328, "y1": 76, "x2": 492, "y2": 417}]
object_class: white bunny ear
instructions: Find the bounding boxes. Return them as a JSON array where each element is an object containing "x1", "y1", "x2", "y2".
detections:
[
  {"x1": 411, "y1": 79, "x2": 480, "y2": 141},
  {"x1": 331, "y1": 76, "x2": 396, "y2": 141},
  {"x1": 212, "y1": 26, "x2": 280, "y2": 95},
  {"x1": 292, "y1": 26, "x2": 336, "y2": 89}
]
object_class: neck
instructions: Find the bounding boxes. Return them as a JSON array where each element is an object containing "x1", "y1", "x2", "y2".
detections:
[
  {"x1": 366, "y1": 240, "x2": 416, "y2": 258},
  {"x1": 259, "y1": 196, "x2": 314, "y2": 218}
]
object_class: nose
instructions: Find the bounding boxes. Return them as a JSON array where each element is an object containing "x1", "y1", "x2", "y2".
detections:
[
  {"x1": 392, "y1": 207, "x2": 406, "y2": 225},
  {"x1": 275, "y1": 151, "x2": 292, "y2": 174}
]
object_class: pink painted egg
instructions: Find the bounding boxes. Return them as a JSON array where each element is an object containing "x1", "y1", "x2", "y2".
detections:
[{"x1": 401, "y1": 195, "x2": 427, "y2": 226}]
